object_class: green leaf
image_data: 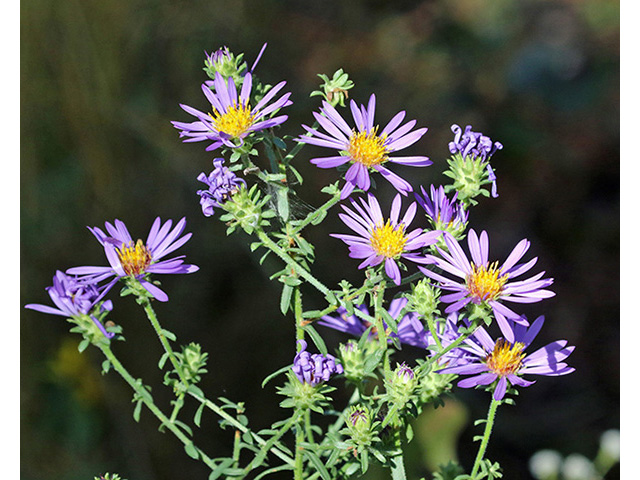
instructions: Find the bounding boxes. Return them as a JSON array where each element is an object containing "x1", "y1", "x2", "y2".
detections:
[
  {"x1": 162, "y1": 329, "x2": 177, "y2": 342},
  {"x1": 303, "y1": 324, "x2": 328, "y2": 355},
  {"x1": 193, "y1": 402, "x2": 205, "y2": 427},
  {"x1": 158, "y1": 352, "x2": 169, "y2": 370},
  {"x1": 280, "y1": 284, "x2": 293, "y2": 315},
  {"x1": 184, "y1": 442, "x2": 200, "y2": 459},
  {"x1": 304, "y1": 449, "x2": 331, "y2": 480},
  {"x1": 261, "y1": 364, "x2": 292, "y2": 388},
  {"x1": 77, "y1": 339, "x2": 90, "y2": 353},
  {"x1": 208, "y1": 458, "x2": 235, "y2": 480},
  {"x1": 132, "y1": 400, "x2": 143, "y2": 423}
]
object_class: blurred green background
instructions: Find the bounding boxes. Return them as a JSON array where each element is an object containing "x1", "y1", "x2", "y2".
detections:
[{"x1": 21, "y1": 0, "x2": 619, "y2": 479}]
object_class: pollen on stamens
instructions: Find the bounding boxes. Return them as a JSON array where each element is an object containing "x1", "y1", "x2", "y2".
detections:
[
  {"x1": 485, "y1": 339, "x2": 525, "y2": 376},
  {"x1": 347, "y1": 128, "x2": 389, "y2": 167},
  {"x1": 466, "y1": 261, "x2": 508, "y2": 302},
  {"x1": 210, "y1": 102, "x2": 256, "y2": 138},
  {"x1": 116, "y1": 239, "x2": 153, "y2": 277},
  {"x1": 370, "y1": 220, "x2": 407, "y2": 258}
]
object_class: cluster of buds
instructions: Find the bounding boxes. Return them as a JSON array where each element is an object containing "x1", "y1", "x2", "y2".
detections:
[{"x1": 443, "y1": 124, "x2": 502, "y2": 207}]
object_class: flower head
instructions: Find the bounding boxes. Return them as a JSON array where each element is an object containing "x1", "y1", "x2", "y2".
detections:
[
  {"x1": 172, "y1": 71, "x2": 291, "y2": 151},
  {"x1": 419, "y1": 229, "x2": 554, "y2": 342},
  {"x1": 438, "y1": 316, "x2": 575, "y2": 401},
  {"x1": 25, "y1": 271, "x2": 115, "y2": 338},
  {"x1": 298, "y1": 94, "x2": 431, "y2": 199},
  {"x1": 415, "y1": 185, "x2": 469, "y2": 238},
  {"x1": 197, "y1": 158, "x2": 246, "y2": 216},
  {"x1": 292, "y1": 340, "x2": 343, "y2": 386},
  {"x1": 332, "y1": 193, "x2": 440, "y2": 285},
  {"x1": 67, "y1": 217, "x2": 198, "y2": 302},
  {"x1": 319, "y1": 297, "x2": 430, "y2": 349}
]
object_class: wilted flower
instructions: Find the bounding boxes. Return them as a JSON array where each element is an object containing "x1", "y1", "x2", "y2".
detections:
[
  {"x1": 298, "y1": 94, "x2": 431, "y2": 199},
  {"x1": 332, "y1": 193, "x2": 440, "y2": 285},
  {"x1": 25, "y1": 271, "x2": 115, "y2": 338},
  {"x1": 438, "y1": 316, "x2": 575, "y2": 401},
  {"x1": 419, "y1": 229, "x2": 554, "y2": 341},
  {"x1": 67, "y1": 217, "x2": 198, "y2": 302},
  {"x1": 197, "y1": 158, "x2": 246, "y2": 216},
  {"x1": 172, "y1": 71, "x2": 291, "y2": 151},
  {"x1": 448, "y1": 124, "x2": 503, "y2": 163},
  {"x1": 415, "y1": 184, "x2": 469, "y2": 239}
]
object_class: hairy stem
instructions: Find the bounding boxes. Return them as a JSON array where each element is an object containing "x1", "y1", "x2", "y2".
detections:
[{"x1": 471, "y1": 397, "x2": 501, "y2": 478}]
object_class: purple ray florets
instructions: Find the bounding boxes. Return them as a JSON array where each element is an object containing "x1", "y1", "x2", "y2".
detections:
[
  {"x1": 25, "y1": 271, "x2": 115, "y2": 338},
  {"x1": 197, "y1": 158, "x2": 246, "y2": 217},
  {"x1": 298, "y1": 94, "x2": 431, "y2": 199},
  {"x1": 318, "y1": 297, "x2": 430, "y2": 349},
  {"x1": 292, "y1": 340, "x2": 344, "y2": 386},
  {"x1": 418, "y1": 229, "x2": 555, "y2": 342},
  {"x1": 66, "y1": 217, "x2": 199, "y2": 302},
  {"x1": 438, "y1": 316, "x2": 575, "y2": 401},
  {"x1": 172, "y1": 71, "x2": 292, "y2": 151},
  {"x1": 331, "y1": 193, "x2": 440, "y2": 285},
  {"x1": 449, "y1": 124, "x2": 503, "y2": 163},
  {"x1": 415, "y1": 185, "x2": 469, "y2": 233}
]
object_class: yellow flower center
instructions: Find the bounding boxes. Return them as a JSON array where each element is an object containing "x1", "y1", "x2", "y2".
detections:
[
  {"x1": 466, "y1": 261, "x2": 508, "y2": 301},
  {"x1": 210, "y1": 102, "x2": 255, "y2": 138},
  {"x1": 116, "y1": 239, "x2": 153, "y2": 276},
  {"x1": 347, "y1": 128, "x2": 389, "y2": 167},
  {"x1": 485, "y1": 339, "x2": 526, "y2": 376},
  {"x1": 370, "y1": 220, "x2": 407, "y2": 258}
]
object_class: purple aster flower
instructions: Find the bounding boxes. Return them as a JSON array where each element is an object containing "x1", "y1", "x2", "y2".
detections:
[
  {"x1": 415, "y1": 185, "x2": 469, "y2": 235},
  {"x1": 197, "y1": 158, "x2": 246, "y2": 217},
  {"x1": 331, "y1": 193, "x2": 440, "y2": 285},
  {"x1": 319, "y1": 297, "x2": 430, "y2": 349},
  {"x1": 418, "y1": 229, "x2": 555, "y2": 342},
  {"x1": 292, "y1": 340, "x2": 344, "y2": 386},
  {"x1": 298, "y1": 94, "x2": 431, "y2": 199},
  {"x1": 25, "y1": 271, "x2": 115, "y2": 338},
  {"x1": 67, "y1": 217, "x2": 199, "y2": 302},
  {"x1": 438, "y1": 316, "x2": 575, "y2": 401},
  {"x1": 172, "y1": 71, "x2": 292, "y2": 151},
  {"x1": 449, "y1": 124, "x2": 503, "y2": 163}
]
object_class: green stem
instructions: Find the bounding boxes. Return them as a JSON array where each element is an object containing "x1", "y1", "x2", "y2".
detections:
[
  {"x1": 186, "y1": 389, "x2": 295, "y2": 467},
  {"x1": 304, "y1": 409, "x2": 314, "y2": 443},
  {"x1": 294, "y1": 287, "x2": 305, "y2": 347},
  {"x1": 98, "y1": 343, "x2": 217, "y2": 470},
  {"x1": 141, "y1": 297, "x2": 190, "y2": 388},
  {"x1": 242, "y1": 413, "x2": 299, "y2": 474},
  {"x1": 425, "y1": 315, "x2": 443, "y2": 352},
  {"x1": 294, "y1": 420, "x2": 305, "y2": 480},
  {"x1": 257, "y1": 230, "x2": 332, "y2": 298},
  {"x1": 390, "y1": 452, "x2": 407, "y2": 480},
  {"x1": 471, "y1": 397, "x2": 501, "y2": 478},
  {"x1": 373, "y1": 280, "x2": 390, "y2": 376},
  {"x1": 291, "y1": 191, "x2": 341, "y2": 235}
]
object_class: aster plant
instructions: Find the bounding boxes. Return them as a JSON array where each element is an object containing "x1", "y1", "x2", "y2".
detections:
[{"x1": 25, "y1": 44, "x2": 578, "y2": 480}]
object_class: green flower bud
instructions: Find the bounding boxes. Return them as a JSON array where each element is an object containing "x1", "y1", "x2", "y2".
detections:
[
  {"x1": 310, "y1": 69, "x2": 355, "y2": 107},
  {"x1": 219, "y1": 184, "x2": 276, "y2": 235},
  {"x1": 344, "y1": 405, "x2": 375, "y2": 448},
  {"x1": 179, "y1": 343, "x2": 208, "y2": 384},
  {"x1": 339, "y1": 340, "x2": 366, "y2": 382},
  {"x1": 407, "y1": 278, "x2": 440, "y2": 321},
  {"x1": 386, "y1": 363, "x2": 417, "y2": 406}
]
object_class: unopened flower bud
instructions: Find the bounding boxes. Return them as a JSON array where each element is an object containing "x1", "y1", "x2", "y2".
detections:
[
  {"x1": 407, "y1": 278, "x2": 440, "y2": 321},
  {"x1": 203, "y1": 46, "x2": 247, "y2": 84},
  {"x1": 345, "y1": 405, "x2": 375, "y2": 447},
  {"x1": 386, "y1": 363, "x2": 417, "y2": 406},
  {"x1": 339, "y1": 340, "x2": 366, "y2": 382}
]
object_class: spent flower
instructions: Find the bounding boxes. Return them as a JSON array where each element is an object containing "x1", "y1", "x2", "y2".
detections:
[
  {"x1": 197, "y1": 158, "x2": 246, "y2": 217},
  {"x1": 292, "y1": 340, "x2": 343, "y2": 387}
]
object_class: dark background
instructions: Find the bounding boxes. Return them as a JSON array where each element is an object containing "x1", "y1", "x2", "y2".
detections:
[{"x1": 21, "y1": 1, "x2": 619, "y2": 479}]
